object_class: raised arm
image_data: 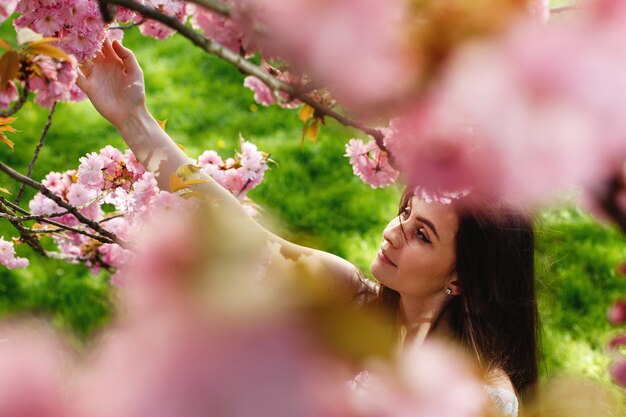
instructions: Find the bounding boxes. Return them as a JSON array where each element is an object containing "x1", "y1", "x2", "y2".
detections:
[
  {"x1": 76, "y1": 39, "x2": 245, "y2": 216},
  {"x1": 76, "y1": 39, "x2": 361, "y2": 292}
]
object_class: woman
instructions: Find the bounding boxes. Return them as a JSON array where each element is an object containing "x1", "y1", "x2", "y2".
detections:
[{"x1": 77, "y1": 39, "x2": 539, "y2": 417}]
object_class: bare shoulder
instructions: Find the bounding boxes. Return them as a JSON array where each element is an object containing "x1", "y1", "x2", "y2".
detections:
[{"x1": 269, "y1": 235, "x2": 363, "y2": 296}]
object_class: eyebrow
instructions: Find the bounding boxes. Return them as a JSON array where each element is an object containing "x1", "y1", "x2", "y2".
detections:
[{"x1": 415, "y1": 215, "x2": 440, "y2": 240}]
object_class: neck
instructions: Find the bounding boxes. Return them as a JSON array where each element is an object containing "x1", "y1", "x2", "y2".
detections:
[{"x1": 399, "y1": 293, "x2": 455, "y2": 349}]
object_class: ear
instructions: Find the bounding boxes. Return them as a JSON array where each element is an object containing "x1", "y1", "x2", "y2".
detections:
[{"x1": 446, "y1": 273, "x2": 462, "y2": 296}]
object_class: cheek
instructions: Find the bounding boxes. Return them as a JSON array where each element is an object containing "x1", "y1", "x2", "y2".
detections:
[{"x1": 396, "y1": 249, "x2": 454, "y2": 291}]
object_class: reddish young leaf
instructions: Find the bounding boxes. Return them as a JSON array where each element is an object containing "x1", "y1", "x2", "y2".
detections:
[{"x1": 0, "y1": 50, "x2": 19, "y2": 91}]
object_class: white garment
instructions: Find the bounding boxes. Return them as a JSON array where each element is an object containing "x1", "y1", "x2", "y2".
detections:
[{"x1": 484, "y1": 385, "x2": 519, "y2": 417}]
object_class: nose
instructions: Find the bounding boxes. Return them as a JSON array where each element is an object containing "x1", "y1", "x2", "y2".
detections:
[{"x1": 382, "y1": 220, "x2": 403, "y2": 249}]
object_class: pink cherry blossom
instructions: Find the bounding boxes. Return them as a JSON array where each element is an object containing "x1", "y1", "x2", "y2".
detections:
[
  {"x1": 188, "y1": 1, "x2": 248, "y2": 54},
  {"x1": 138, "y1": 0, "x2": 188, "y2": 40},
  {"x1": 0, "y1": 237, "x2": 28, "y2": 269},
  {"x1": 0, "y1": 81, "x2": 19, "y2": 109},
  {"x1": 243, "y1": 76, "x2": 276, "y2": 106},
  {"x1": 346, "y1": 341, "x2": 486, "y2": 417},
  {"x1": 197, "y1": 150, "x2": 224, "y2": 167},
  {"x1": 0, "y1": 0, "x2": 17, "y2": 24},
  {"x1": 244, "y1": 0, "x2": 416, "y2": 107},
  {"x1": 386, "y1": 11, "x2": 626, "y2": 204},
  {"x1": 345, "y1": 138, "x2": 398, "y2": 189},
  {"x1": 77, "y1": 152, "x2": 105, "y2": 189},
  {"x1": 608, "y1": 300, "x2": 626, "y2": 325},
  {"x1": 610, "y1": 359, "x2": 626, "y2": 387}
]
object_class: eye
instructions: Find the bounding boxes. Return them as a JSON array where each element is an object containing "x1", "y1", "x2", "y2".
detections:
[
  {"x1": 416, "y1": 227, "x2": 432, "y2": 244},
  {"x1": 401, "y1": 206, "x2": 411, "y2": 220}
]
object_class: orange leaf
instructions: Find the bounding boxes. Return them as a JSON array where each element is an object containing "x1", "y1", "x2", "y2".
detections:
[
  {"x1": 0, "y1": 50, "x2": 19, "y2": 91},
  {"x1": 0, "y1": 39, "x2": 12, "y2": 50},
  {"x1": 170, "y1": 164, "x2": 208, "y2": 192},
  {"x1": 157, "y1": 118, "x2": 168, "y2": 130},
  {"x1": 27, "y1": 37, "x2": 60, "y2": 46},
  {"x1": 0, "y1": 125, "x2": 17, "y2": 133},
  {"x1": 27, "y1": 43, "x2": 70, "y2": 61},
  {"x1": 298, "y1": 104, "x2": 315, "y2": 122},
  {"x1": 301, "y1": 119, "x2": 320, "y2": 146},
  {"x1": 0, "y1": 116, "x2": 17, "y2": 125},
  {"x1": 0, "y1": 132, "x2": 14, "y2": 150}
]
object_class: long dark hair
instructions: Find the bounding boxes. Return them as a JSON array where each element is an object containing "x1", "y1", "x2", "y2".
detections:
[{"x1": 378, "y1": 191, "x2": 540, "y2": 399}]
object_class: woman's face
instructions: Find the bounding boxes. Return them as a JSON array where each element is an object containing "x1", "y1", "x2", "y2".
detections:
[{"x1": 371, "y1": 196, "x2": 459, "y2": 298}]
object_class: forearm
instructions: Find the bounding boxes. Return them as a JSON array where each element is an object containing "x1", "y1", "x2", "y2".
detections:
[{"x1": 115, "y1": 107, "x2": 250, "y2": 217}]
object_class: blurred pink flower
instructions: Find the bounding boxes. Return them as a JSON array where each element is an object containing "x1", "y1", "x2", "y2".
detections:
[
  {"x1": 245, "y1": 0, "x2": 415, "y2": 107},
  {"x1": 0, "y1": 0, "x2": 16, "y2": 24},
  {"x1": 347, "y1": 341, "x2": 486, "y2": 417},
  {"x1": 386, "y1": 11, "x2": 626, "y2": 204},
  {"x1": 608, "y1": 300, "x2": 626, "y2": 325},
  {"x1": 527, "y1": 0, "x2": 550, "y2": 23},
  {"x1": 609, "y1": 358, "x2": 626, "y2": 387},
  {"x1": 188, "y1": 1, "x2": 248, "y2": 54},
  {"x1": 0, "y1": 323, "x2": 67, "y2": 416}
]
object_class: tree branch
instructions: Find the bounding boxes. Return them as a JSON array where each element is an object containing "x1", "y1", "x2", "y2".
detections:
[
  {"x1": 97, "y1": 0, "x2": 389, "y2": 155},
  {"x1": 0, "y1": 163, "x2": 126, "y2": 247},
  {"x1": 0, "y1": 198, "x2": 47, "y2": 256},
  {"x1": 0, "y1": 197, "x2": 117, "y2": 245},
  {"x1": 186, "y1": 0, "x2": 231, "y2": 17},
  {"x1": 15, "y1": 102, "x2": 56, "y2": 206}
]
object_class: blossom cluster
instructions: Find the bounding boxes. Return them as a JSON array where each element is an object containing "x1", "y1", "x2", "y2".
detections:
[
  {"x1": 196, "y1": 139, "x2": 270, "y2": 198},
  {"x1": 382, "y1": 1, "x2": 626, "y2": 206},
  {"x1": 14, "y1": 0, "x2": 108, "y2": 62},
  {"x1": 17, "y1": 140, "x2": 269, "y2": 277},
  {"x1": 0, "y1": 236, "x2": 28, "y2": 269},
  {"x1": 344, "y1": 138, "x2": 398, "y2": 189},
  {"x1": 12, "y1": 0, "x2": 189, "y2": 63},
  {"x1": 0, "y1": 51, "x2": 84, "y2": 110}
]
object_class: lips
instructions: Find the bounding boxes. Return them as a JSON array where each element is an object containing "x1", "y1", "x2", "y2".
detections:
[{"x1": 377, "y1": 249, "x2": 397, "y2": 267}]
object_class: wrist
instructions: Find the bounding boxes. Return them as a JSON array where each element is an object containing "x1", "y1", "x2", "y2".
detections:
[{"x1": 114, "y1": 105, "x2": 157, "y2": 142}]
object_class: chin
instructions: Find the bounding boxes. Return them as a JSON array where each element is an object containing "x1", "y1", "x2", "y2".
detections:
[{"x1": 370, "y1": 258, "x2": 388, "y2": 286}]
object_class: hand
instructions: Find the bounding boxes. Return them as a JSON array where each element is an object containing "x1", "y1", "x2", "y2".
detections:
[{"x1": 76, "y1": 39, "x2": 147, "y2": 130}]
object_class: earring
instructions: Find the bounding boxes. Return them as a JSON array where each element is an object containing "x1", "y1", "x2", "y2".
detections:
[{"x1": 445, "y1": 288, "x2": 452, "y2": 295}]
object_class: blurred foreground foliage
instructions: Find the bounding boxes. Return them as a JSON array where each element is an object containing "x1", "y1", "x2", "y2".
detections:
[{"x1": 0, "y1": 26, "x2": 626, "y2": 396}]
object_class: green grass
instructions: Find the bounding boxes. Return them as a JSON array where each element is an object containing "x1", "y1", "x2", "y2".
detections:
[{"x1": 1, "y1": 22, "x2": 626, "y2": 399}]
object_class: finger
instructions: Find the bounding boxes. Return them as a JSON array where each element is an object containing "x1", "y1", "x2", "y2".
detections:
[
  {"x1": 79, "y1": 61, "x2": 94, "y2": 79},
  {"x1": 75, "y1": 67, "x2": 90, "y2": 93},
  {"x1": 112, "y1": 39, "x2": 142, "y2": 74},
  {"x1": 101, "y1": 38, "x2": 122, "y2": 65}
]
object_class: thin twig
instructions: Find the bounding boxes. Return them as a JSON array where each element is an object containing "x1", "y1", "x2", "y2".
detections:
[
  {"x1": 0, "y1": 163, "x2": 125, "y2": 247},
  {"x1": 0, "y1": 84, "x2": 30, "y2": 117},
  {"x1": 97, "y1": 0, "x2": 389, "y2": 154},
  {"x1": 0, "y1": 198, "x2": 47, "y2": 256},
  {"x1": 108, "y1": 18, "x2": 145, "y2": 30},
  {"x1": 15, "y1": 102, "x2": 57, "y2": 206},
  {"x1": 0, "y1": 196, "x2": 117, "y2": 244}
]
